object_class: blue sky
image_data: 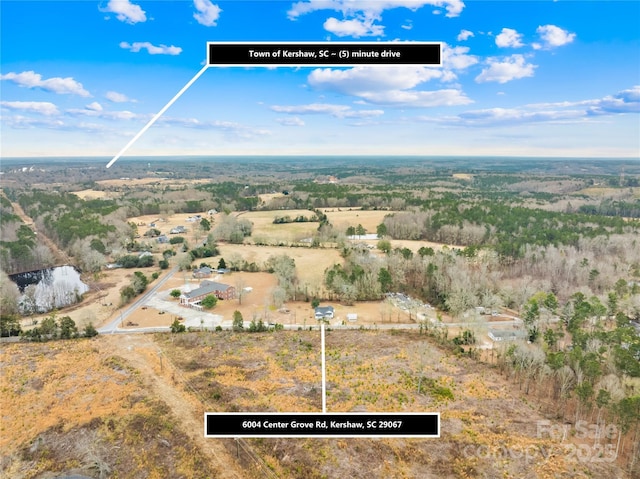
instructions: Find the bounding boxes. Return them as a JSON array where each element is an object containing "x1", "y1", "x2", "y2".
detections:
[{"x1": 1, "y1": 0, "x2": 639, "y2": 159}]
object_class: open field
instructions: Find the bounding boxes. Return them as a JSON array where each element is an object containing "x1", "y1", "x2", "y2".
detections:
[
  {"x1": 574, "y1": 186, "x2": 640, "y2": 198},
  {"x1": 321, "y1": 208, "x2": 393, "y2": 233},
  {"x1": 69, "y1": 188, "x2": 113, "y2": 200},
  {"x1": 452, "y1": 173, "x2": 474, "y2": 181},
  {"x1": 217, "y1": 243, "x2": 342, "y2": 288},
  {"x1": 236, "y1": 209, "x2": 320, "y2": 243}
]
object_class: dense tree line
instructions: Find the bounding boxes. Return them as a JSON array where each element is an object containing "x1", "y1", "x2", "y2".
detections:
[
  {"x1": 493, "y1": 292, "x2": 640, "y2": 473},
  {"x1": 380, "y1": 200, "x2": 638, "y2": 259},
  {"x1": 579, "y1": 199, "x2": 640, "y2": 219},
  {"x1": 273, "y1": 214, "x2": 318, "y2": 224},
  {"x1": 15, "y1": 312, "x2": 98, "y2": 341},
  {"x1": 0, "y1": 196, "x2": 55, "y2": 274}
]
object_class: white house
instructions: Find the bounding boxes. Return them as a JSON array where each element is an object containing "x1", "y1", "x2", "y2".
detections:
[{"x1": 315, "y1": 306, "x2": 334, "y2": 320}]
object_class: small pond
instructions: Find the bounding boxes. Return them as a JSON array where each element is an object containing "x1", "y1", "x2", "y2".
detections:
[{"x1": 9, "y1": 265, "x2": 89, "y2": 314}]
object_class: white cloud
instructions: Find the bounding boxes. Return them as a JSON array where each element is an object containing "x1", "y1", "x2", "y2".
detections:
[
  {"x1": 102, "y1": 0, "x2": 146, "y2": 24},
  {"x1": 308, "y1": 66, "x2": 443, "y2": 96},
  {"x1": 157, "y1": 117, "x2": 270, "y2": 138},
  {"x1": 276, "y1": 117, "x2": 306, "y2": 126},
  {"x1": 271, "y1": 102, "x2": 384, "y2": 118},
  {"x1": 524, "y1": 99, "x2": 597, "y2": 109},
  {"x1": 615, "y1": 85, "x2": 640, "y2": 103},
  {"x1": 193, "y1": 0, "x2": 222, "y2": 27},
  {"x1": 86, "y1": 102, "x2": 103, "y2": 111},
  {"x1": 289, "y1": 1, "x2": 464, "y2": 38},
  {"x1": 533, "y1": 25, "x2": 576, "y2": 50},
  {"x1": 587, "y1": 86, "x2": 640, "y2": 115},
  {"x1": 458, "y1": 107, "x2": 582, "y2": 125},
  {"x1": 306, "y1": 53, "x2": 474, "y2": 108},
  {"x1": 475, "y1": 54, "x2": 536, "y2": 84},
  {"x1": 289, "y1": 1, "x2": 465, "y2": 19},
  {"x1": 421, "y1": 86, "x2": 640, "y2": 127},
  {"x1": 401, "y1": 21, "x2": 412, "y2": 30},
  {"x1": 323, "y1": 17, "x2": 384, "y2": 37},
  {"x1": 106, "y1": 91, "x2": 136, "y2": 103},
  {"x1": 0, "y1": 101, "x2": 60, "y2": 116},
  {"x1": 272, "y1": 103, "x2": 349, "y2": 115},
  {"x1": 119, "y1": 41, "x2": 182, "y2": 55},
  {"x1": 341, "y1": 109, "x2": 385, "y2": 118},
  {"x1": 358, "y1": 89, "x2": 472, "y2": 107},
  {"x1": 495, "y1": 28, "x2": 524, "y2": 48},
  {"x1": 2, "y1": 115, "x2": 66, "y2": 130},
  {"x1": 0, "y1": 71, "x2": 90, "y2": 97},
  {"x1": 443, "y1": 44, "x2": 478, "y2": 71},
  {"x1": 457, "y1": 29, "x2": 474, "y2": 41},
  {"x1": 67, "y1": 106, "x2": 141, "y2": 120}
]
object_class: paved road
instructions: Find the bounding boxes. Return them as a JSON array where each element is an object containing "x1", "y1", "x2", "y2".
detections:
[{"x1": 98, "y1": 266, "x2": 179, "y2": 334}]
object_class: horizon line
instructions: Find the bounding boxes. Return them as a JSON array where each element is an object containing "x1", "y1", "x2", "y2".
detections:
[{"x1": 2, "y1": 154, "x2": 639, "y2": 160}]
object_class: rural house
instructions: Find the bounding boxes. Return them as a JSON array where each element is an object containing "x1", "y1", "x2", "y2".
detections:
[
  {"x1": 192, "y1": 266, "x2": 214, "y2": 279},
  {"x1": 488, "y1": 329, "x2": 528, "y2": 342},
  {"x1": 314, "y1": 306, "x2": 335, "y2": 320},
  {"x1": 180, "y1": 280, "x2": 236, "y2": 306}
]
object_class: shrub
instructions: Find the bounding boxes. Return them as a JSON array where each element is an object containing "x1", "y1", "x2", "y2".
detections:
[
  {"x1": 201, "y1": 294, "x2": 218, "y2": 309},
  {"x1": 232, "y1": 311, "x2": 243, "y2": 331},
  {"x1": 84, "y1": 323, "x2": 99, "y2": 337},
  {"x1": 170, "y1": 319, "x2": 186, "y2": 333}
]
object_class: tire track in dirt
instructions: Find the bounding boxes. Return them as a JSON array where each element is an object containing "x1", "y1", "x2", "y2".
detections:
[{"x1": 101, "y1": 334, "x2": 247, "y2": 479}]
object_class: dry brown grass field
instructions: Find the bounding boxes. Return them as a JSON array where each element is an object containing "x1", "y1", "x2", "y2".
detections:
[
  {"x1": 321, "y1": 207, "x2": 392, "y2": 233},
  {"x1": 217, "y1": 243, "x2": 342, "y2": 288},
  {"x1": 574, "y1": 186, "x2": 640, "y2": 198},
  {"x1": 236, "y1": 209, "x2": 320, "y2": 243},
  {"x1": 0, "y1": 335, "x2": 243, "y2": 479},
  {"x1": 70, "y1": 189, "x2": 112, "y2": 200},
  {"x1": 2, "y1": 331, "x2": 631, "y2": 478}
]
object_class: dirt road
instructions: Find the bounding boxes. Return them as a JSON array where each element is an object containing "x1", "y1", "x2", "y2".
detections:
[{"x1": 101, "y1": 334, "x2": 247, "y2": 479}]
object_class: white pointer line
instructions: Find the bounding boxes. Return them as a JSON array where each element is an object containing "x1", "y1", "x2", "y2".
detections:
[
  {"x1": 321, "y1": 322, "x2": 327, "y2": 414},
  {"x1": 106, "y1": 63, "x2": 210, "y2": 169}
]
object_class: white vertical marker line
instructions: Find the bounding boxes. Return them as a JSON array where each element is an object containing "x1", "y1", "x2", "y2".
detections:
[
  {"x1": 321, "y1": 322, "x2": 327, "y2": 414},
  {"x1": 106, "y1": 63, "x2": 210, "y2": 169}
]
